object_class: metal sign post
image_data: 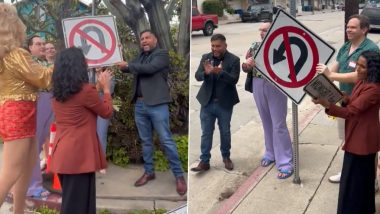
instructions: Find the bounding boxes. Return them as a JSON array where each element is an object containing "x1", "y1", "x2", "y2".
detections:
[
  {"x1": 90, "y1": 0, "x2": 96, "y2": 83},
  {"x1": 292, "y1": 102, "x2": 301, "y2": 184},
  {"x1": 290, "y1": 0, "x2": 301, "y2": 184}
]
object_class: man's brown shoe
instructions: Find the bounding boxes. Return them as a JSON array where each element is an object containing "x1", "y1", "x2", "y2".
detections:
[
  {"x1": 134, "y1": 173, "x2": 155, "y2": 187},
  {"x1": 223, "y1": 158, "x2": 234, "y2": 171},
  {"x1": 176, "y1": 176, "x2": 187, "y2": 195},
  {"x1": 190, "y1": 162, "x2": 210, "y2": 172}
]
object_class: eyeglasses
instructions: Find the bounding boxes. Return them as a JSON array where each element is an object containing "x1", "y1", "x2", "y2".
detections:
[{"x1": 259, "y1": 29, "x2": 268, "y2": 32}]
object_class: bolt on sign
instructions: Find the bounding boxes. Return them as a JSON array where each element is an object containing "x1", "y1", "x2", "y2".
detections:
[
  {"x1": 254, "y1": 9, "x2": 336, "y2": 104},
  {"x1": 62, "y1": 15, "x2": 123, "y2": 68}
]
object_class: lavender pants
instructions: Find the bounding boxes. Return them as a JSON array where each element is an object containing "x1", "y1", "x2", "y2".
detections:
[
  {"x1": 27, "y1": 92, "x2": 54, "y2": 196},
  {"x1": 252, "y1": 78, "x2": 293, "y2": 171}
]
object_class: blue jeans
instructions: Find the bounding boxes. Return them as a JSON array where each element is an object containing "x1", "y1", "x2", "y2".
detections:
[
  {"x1": 200, "y1": 101, "x2": 233, "y2": 164},
  {"x1": 97, "y1": 116, "x2": 111, "y2": 155},
  {"x1": 134, "y1": 100, "x2": 183, "y2": 178}
]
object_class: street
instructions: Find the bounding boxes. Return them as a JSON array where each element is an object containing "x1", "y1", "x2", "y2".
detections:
[{"x1": 188, "y1": 10, "x2": 380, "y2": 214}]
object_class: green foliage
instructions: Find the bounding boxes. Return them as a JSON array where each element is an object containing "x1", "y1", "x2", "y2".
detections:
[
  {"x1": 174, "y1": 135, "x2": 188, "y2": 172},
  {"x1": 226, "y1": 7, "x2": 235, "y2": 14},
  {"x1": 152, "y1": 135, "x2": 188, "y2": 172},
  {"x1": 35, "y1": 205, "x2": 59, "y2": 214},
  {"x1": 202, "y1": 0, "x2": 224, "y2": 17},
  {"x1": 154, "y1": 150, "x2": 170, "y2": 172},
  {"x1": 99, "y1": 209, "x2": 112, "y2": 214},
  {"x1": 128, "y1": 209, "x2": 166, "y2": 214},
  {"x1": 108, "y1": 147, "x2": 129, "y2": 167}
]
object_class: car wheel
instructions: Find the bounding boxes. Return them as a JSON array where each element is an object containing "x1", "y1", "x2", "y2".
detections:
[{"x1": 203, "y1": 22, "x2": 214, "y2": 36}]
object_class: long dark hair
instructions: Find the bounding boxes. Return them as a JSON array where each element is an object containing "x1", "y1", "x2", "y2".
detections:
[
  {"x1": 361, "y1": 50, "x2": 380, "y2": 84},
  {"x1": 52, "y1": 47, "x2": 89, "y2": 102}
]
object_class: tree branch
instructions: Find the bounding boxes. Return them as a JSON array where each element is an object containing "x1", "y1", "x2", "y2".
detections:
[
  {"x1": 18, "y1": 13, "x2": 57, "y2": 38},
  {"x1": 166, "y1": 0, "x2": 177, "y2": 20}
]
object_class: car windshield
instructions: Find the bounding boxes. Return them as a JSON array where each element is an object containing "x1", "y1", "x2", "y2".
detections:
[
  {"x1": 365, "y1": 0, "x2": 380, "y2": 7},
  {"x1": 248, "y1": 6, "x2": 261, "y2": 11}
]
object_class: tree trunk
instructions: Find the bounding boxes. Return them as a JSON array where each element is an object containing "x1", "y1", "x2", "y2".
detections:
[
  {"x1": 55, "y1": 0, "x2": 74, "y2": 50},
  {"x1": 140, "y1": 0, "x2": 174, "y2": 50},
  {"x1": 344, "y1": 0, "x2": 359, "y2": 42},
  {"x1": 103, "y1": 0, "x2": 149, "y2": 37},
  {"x1": 166, "y1": 0, "x2": 177, "y2": 21},
  {"x1": 177, "y1": 0, "x2": 190, "y2": 67}
]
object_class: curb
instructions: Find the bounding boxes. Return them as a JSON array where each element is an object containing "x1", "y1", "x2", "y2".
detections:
[{"x1": 216, "y1": 105, "x2": 322, "y2": 214}]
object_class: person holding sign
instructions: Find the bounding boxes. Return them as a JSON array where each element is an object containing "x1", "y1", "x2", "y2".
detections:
[
  {"x1": 242, "y1": 22, "x2": 294, "y2": 179},
  {"x1": 316, "y1": 14, "x2": 380, "y2": 184},
  {"x1": 313, "y1": 50, "x2": 380, "y2": 214},
  {"x1": 0, "y1": 3, "x2": 53, "y2": 213},
  {"x1": 50, "y1": 47, "x2": 113, "y2": 214},
  {"x1": 117, "y1": 30, "x2": 186, "y2": 196}
]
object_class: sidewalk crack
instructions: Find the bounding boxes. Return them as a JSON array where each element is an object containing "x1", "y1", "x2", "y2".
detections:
[{"x1": 302, "y1": 144, "x2": 341, "y2": 213}]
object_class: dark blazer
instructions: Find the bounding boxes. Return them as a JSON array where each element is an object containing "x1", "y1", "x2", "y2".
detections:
[
  {"x1": 50, "y1": 84, "x2": 113, "y2": 174},
  {"x1": 195, "y1": 51, "x2": 240, "y2": 109},
  {"x1": 327, "y1": 81, "x2": 380, "y2": 155},
  {"x1": 121, "y1": 48, "x2": 171, "y2": 106}
]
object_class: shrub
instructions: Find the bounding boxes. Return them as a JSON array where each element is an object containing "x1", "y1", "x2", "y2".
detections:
[
  {"x1": 35, "y1": 205, "x2": 59, "y2": 214},
  {"x1": 226, "y1": 7, "x2": 235, "y2": 15},
  {"x1": 153, "y1": 135, "x2": 188, "y2": 172},
  {"x1": 202, "y1": 0, "x2": 224, "y2": 17}
]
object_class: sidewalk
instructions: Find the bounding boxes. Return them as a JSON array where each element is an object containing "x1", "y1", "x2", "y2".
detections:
[
  {"x1": 0, "y1": 146, "x2": 187, "y2": 213},
  {"x1": 188, "y1": 105, "x2": 380, "y2": 213}
]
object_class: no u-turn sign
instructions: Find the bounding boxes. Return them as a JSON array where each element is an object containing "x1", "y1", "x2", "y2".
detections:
[
  {"x1": 254, "y1": 10, "x2": 335, "y2": 104},
  {"x1": 62, "y1": 15, "x2": 123, "y2": 68}
]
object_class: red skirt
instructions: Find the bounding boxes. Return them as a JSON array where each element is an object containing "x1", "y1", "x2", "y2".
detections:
[{"x1": 0, "y1": 101, "x2": 36, "y2": 141}]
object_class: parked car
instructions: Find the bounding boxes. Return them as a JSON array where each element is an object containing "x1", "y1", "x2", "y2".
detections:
[
  {"x1": 273, "y1": 5, "x2": 286, "y2": 14},
  {"x1": 241, "y1": 5, "x2": 273, "y2": 22},
  {"x1": 191, "y1": 7, "x2": 218, "y2": 36},
  {"x1": 335, "y1": 3, "x2": 345, "y2": 10},
  {"x1": 361, "y1": 1, "x2": 380, "y2": 30}
]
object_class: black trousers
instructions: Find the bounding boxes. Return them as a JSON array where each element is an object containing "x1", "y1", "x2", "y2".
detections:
[
  {"x1": 58, "y1": 172, "x2": 96, "y2": 214},
  {"x1": 337, "y1": 152, "x2": 376, "y2": 214}
]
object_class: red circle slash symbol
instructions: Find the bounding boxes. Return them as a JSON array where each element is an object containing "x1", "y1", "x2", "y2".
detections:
[
  {"x1": 263, "y1": 26, "x2": 318, "y2": 88},
  {"x1": 68, "y1": 19, "x2": 116, "y2": 64}
]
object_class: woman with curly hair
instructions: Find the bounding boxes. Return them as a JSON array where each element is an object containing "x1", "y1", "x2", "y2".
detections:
[
  {"x1": 0, "y1": 3, "x2": 53, "y2": 213},
  {"x1": 313, "y1": 50, "x2": 380, "y2": 214},
  {"x1": 50, "y1": 47, "x2": 113, "y2": 214}
]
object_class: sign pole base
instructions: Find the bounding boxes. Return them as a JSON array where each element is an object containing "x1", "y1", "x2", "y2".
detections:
[{"x1": 292, "y1": 102, "x2": 301, "y2": 184}]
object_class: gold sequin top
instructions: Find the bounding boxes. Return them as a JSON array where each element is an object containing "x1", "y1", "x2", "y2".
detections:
[{"x1": 0, "y1": 48, "x2": 53, "y2": 104}]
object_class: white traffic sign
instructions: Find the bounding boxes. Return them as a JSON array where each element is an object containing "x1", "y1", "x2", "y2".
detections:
[
  {"x1": 62, "y1": 16, "x2": 123, "y2": 68},
  {"x1": 254, "y1": 9, "x2": 335, "y2": 104}
]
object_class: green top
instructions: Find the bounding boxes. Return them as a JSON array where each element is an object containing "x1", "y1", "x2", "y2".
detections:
[
  {"x1": 336, "y1": 38, "x2": 379, "y2": 95},
  {"x1": 32, "y1": 56, "x2": 51, "y2": 92}
]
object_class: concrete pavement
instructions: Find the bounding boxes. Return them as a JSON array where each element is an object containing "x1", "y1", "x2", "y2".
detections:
[
  {"x1": 189, "y1": 9, "x2": 380, "y2": 214},
  {"x1": 189, "y1": 104, "x2": 380, "y2": 214},
  {"x1": 0, "y1": 146, "x2": 187, "y2": 213}
]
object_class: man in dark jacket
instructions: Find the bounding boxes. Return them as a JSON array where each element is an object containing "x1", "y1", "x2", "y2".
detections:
[
  {"x1": 191, "y1": 34, "x2": 240, "y2": 172},
  {"x1": 118, "y1": 30, "x2": 186, "y2": 195}
]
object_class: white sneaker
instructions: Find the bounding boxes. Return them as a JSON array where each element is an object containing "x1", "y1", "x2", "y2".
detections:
[
  {"x1": 328, "y1": 172, "x2": 341, "y2": 183},
  {"x1": 40, "y1": 159, "x2": 47, "y2": 171}
]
